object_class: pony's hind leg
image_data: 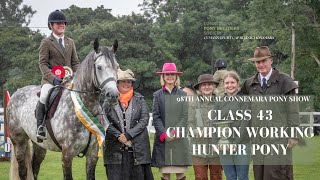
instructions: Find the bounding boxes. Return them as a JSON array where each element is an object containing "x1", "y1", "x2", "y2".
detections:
[
  {"x1": 32, "y1": 142, "x2": 47, "y2": 180},
  {"x1": 10, "y1": 137, "x2": 33, "y2": 180}
]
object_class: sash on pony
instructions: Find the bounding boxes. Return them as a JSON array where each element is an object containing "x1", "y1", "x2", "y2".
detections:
[{"x1": 69, "y1": 83, "x2": 105, "y2": 157}]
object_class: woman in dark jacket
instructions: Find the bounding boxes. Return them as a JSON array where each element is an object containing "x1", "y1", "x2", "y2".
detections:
[
  {"x1": 151, "y1": 63, "x2": 190, "y2": 180},
  {"x1": 103, "y1": 69, "x2": 153, "y2": 180}
]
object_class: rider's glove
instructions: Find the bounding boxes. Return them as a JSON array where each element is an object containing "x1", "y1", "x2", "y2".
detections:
[{"x1": 53, "y1": 77, "x2": 62, "y2": 86}]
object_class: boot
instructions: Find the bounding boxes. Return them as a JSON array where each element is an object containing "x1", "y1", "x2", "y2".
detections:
[{"x1": 36, "y1": 101, "x2": 47, "y2": 142}]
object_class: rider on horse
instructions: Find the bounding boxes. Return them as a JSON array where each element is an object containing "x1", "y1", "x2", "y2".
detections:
[{"x1": 36, "y1": 10, "x2": 80, "y2": 142}]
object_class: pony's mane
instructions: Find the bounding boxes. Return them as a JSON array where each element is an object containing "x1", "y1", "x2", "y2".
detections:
[{"x1": 72, "y1": 51, "x2": 95, "y2": 91}]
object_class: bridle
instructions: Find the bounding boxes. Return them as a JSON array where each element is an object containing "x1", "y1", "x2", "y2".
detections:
[
  {"x1": 60, "y1": 51, "x2": 117, "y2": 96},
  {"x1": 62, "y1": 51, "x2": 118, "y2": 117},
  {"x1": 92, "y1": 53, "x2": 117, "y2": 96}
]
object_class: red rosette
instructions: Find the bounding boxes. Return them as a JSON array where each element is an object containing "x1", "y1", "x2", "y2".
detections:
[{"x1": 51, "y1": 65, "x2": 65, "y2": 79}]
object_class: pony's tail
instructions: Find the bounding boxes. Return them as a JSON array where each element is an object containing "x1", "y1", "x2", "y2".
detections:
[{"x1": 10, "y1": 140, "x2": 34, "y2": 180}]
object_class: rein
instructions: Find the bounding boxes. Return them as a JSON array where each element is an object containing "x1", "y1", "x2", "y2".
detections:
[
  {"x1": 58, "y1": 52, "x2": 117, "y2": 94},
  {"x1": 56, "y1": 84, "x2": 106, "y2": 118},
  {"x1": 59, "y1": 85, "x2": 100, "y2": 94}
]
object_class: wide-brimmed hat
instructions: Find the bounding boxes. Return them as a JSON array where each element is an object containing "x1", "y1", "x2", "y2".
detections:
[
  {"x1": 193, "y1": 74, "x2": 219, "y2": 90},
  {"x1": 156, "y1": 63, "x2": 183, "y2": 75},
  {"x1": 248, "y1": 46, "x2": 273, "y2": 62},
  {"x1": 117, "y1": 69, "x2": 136, "y2": 81}
]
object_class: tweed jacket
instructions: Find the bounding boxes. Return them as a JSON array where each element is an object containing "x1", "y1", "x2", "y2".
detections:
[{"x1": 39, "y1": 34, "x2": 80, "y2": 85}]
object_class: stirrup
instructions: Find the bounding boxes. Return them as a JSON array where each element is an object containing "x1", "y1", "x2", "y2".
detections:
[{"x1": 36, "y1": 125, "x2": 47, "y2": 140}]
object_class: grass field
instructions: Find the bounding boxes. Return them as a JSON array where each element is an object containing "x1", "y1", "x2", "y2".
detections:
[{"x1": 1, "y1": 136, "x2": 320, "y2": 180}]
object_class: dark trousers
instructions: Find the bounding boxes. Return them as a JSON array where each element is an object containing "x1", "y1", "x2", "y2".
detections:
[
  {"x1": 253, "y1": 165, "x2": 293, "y2": 180},
  {"x1": 106, "y1": 151, "x2": 154, "y2": 180}
]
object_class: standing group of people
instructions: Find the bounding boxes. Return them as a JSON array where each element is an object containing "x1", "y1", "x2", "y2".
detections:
[
  {"x1": 187, "y1": 67, "x2": 251, "y2": 180},
  {"x1": 38, "y1": 10, "x2": 299, "y2": 180},
  {"x1": 104, "y1": 62, "x2": 191, "y2": 180}
]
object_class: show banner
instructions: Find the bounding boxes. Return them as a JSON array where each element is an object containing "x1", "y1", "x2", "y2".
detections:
[{"x1": 164, "y1": 95, "x2": 314, "y2": 165}]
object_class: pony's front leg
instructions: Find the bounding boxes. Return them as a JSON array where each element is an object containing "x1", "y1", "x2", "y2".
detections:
[
  {"x1": 61, "y1": 148, "x2": 74, "y2": 180},
  {"x1": 85, "y1": 156, "x2": 98, "y2": 180},
  {"x1": 85, "y1": 153, "x2": 99, "y2": 180},
  {"x1": 85, "y1": 145, "x2": 99, "y2": 180}
]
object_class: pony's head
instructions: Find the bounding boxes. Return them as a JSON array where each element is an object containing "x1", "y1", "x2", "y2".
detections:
[
  {"x1": 92, "y1": 38, "x2": 119, "y2": 104},
  {"x1": 74, "y1": 38, "x2": 120, "y2": 105}
]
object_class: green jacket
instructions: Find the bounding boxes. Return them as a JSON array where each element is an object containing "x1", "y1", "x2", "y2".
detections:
[
  {"x1": 188, "y1": 98, "x2": 218, "y2": 158},
  {"x1": 240, "y1": 68, "x2": 299, "y2": 128},
  {"x1": 240, "y1": 69, "x2": 299, "y2": 165}
]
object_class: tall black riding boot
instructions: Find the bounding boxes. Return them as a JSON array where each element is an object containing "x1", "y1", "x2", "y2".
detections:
[{"x1": 36, "y1": 101, "x2": 47, "y2": 142}]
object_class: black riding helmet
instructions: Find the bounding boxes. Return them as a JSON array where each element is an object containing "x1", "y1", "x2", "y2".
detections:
[
  {"x1": 48, "y1": 10, "x2": 67, "y2": 30},
  {"x1": 215, "y1": 58, "x2": 227, "y2": 69}
]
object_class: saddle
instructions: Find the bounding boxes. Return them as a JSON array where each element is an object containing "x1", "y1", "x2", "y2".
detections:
[
  {"x1": 36, "y1": 86, "x2": 64, "y2": 119},
  {"x1": 35, "y1": 86, "x2": 92, "y2": 155},
  {"x1": 36, "y1": 86, "x2": 64, "y2": 149}
]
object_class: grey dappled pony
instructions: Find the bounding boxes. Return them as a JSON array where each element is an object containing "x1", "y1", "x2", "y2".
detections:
[{"x1": 7, "y1": 39, "x2": 119, "y2": 180}]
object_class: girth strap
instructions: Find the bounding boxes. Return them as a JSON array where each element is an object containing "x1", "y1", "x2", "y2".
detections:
[
  {"x1": 77, "y1": 132, "x2": 92, "y2": 158},
  {"x1": 45, "y1": 87, "x2": 64, "y2": 150},
  {"x1": 46, "y1": 120, "x2": 93, "y2": 156},
  {"x1": 46, "y1": 119, "x2": 62, "y2": 150}
]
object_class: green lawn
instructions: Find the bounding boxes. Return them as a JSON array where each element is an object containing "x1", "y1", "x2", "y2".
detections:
[{"x1": 1, "y1": 136, "x2": 320, "y2": 179}]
